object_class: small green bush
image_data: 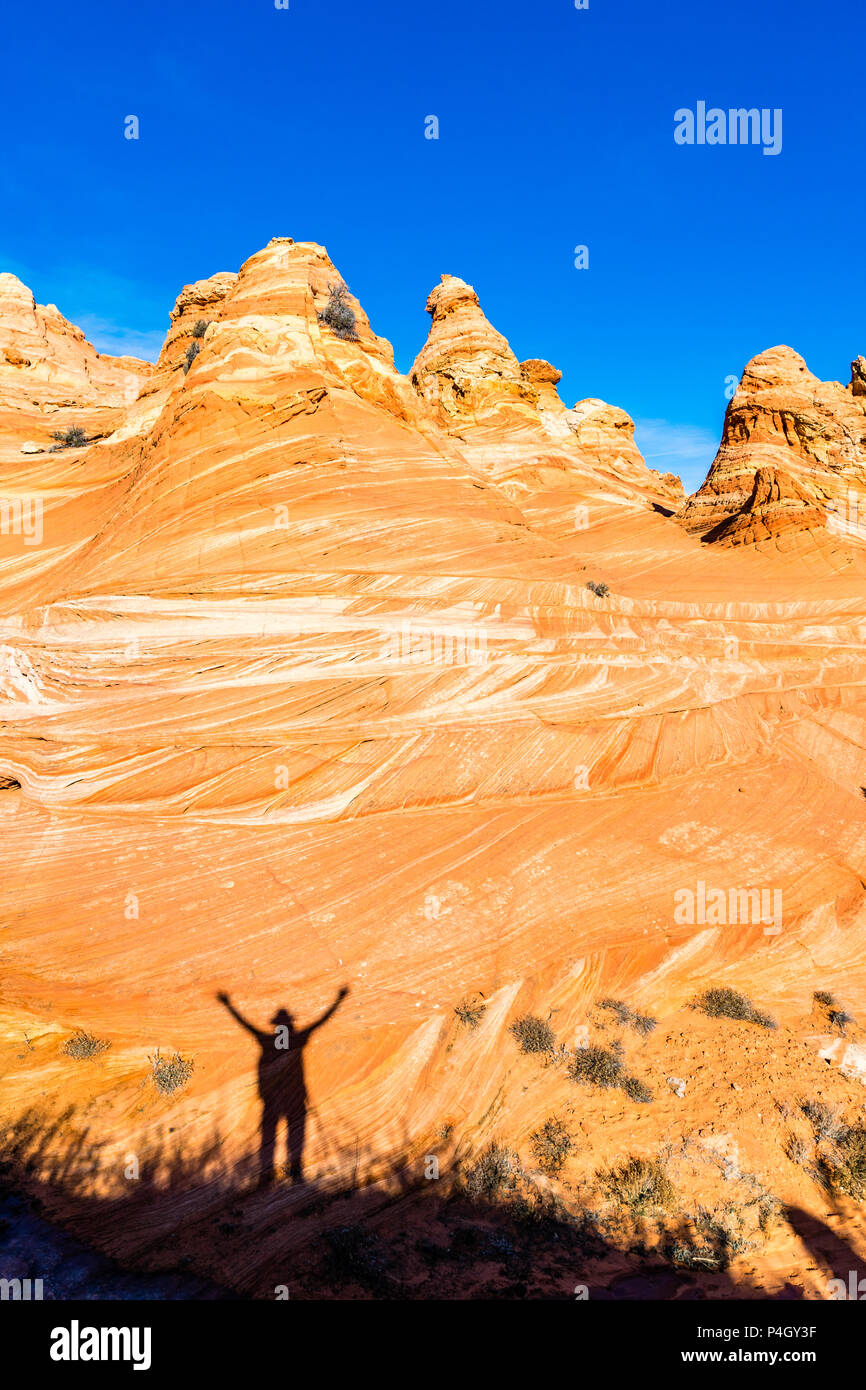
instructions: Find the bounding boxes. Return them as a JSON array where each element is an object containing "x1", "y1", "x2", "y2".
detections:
[
  {"x1": 693, "y1": 986, "x2": 776, "y2": 1029},
  {"x1": 829, "y1": 1008, "x2": 854, "y2": 1032},
  {"x1": 454, "y1": 998, "x2": 487, "y2": 1030},
  {"x1": 183, "y1": 341, "x2": 200, "y2": 373},
  {"x1": 586, "y1": 581, "x2": 610, "y2": 598},
  {"x1": 801, "y1": 1100, "x2": 847, "y2": 1142},
  {"x1": 813, "y1": 991, "x2": 854, "y2": 1031},
  {"x1": 192, "y1": 318, "x2": 210, "y2": 339},
  {"x1": 784, "y1": 1133, "x2": 810, "y2": 1165},
  {"x1": 50, "y1": 425, "x2": 89, "y2": 450},
  {"x1": 598, "y1": 998, "x2": 657, "y2": 1036},
  {"x1": 622, "y1": 1075, "x2": 653, "y2": 1104},
  {"x1": 833, "y1": 1125, "x2": 866, "y2": 1198},
  {"x1": 509, "y1": 1015, "x2": 556, "y2": 1055},
  {"x1": 530, "y1": 1117, "x2": 573, "y2": 1176},
  {"x1": 568, "y1": 1043, "x2": 623, "y2": 1089},
  {"x1": 150, "y1": 1051, "x2": 194, "y2": 1094},
  {"x1": 599, "y1": 1156, "x2": 674, "y2": 1212},
  {"x1": 665, "y1": 1239, "x2": 729, "y2": 1271},
  {"x1": 63, "y1": 1029, "x2": 110, "y2": 1060},
  {"x1": 462, "y1": 1143, "x2": 521, "y2": 1199},
  {"x1": 318, "y1": 282, "x2": 359, "y2": 342}
]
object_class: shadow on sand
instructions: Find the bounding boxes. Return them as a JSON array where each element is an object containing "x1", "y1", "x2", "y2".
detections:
[{"x1": 2, "y1": 1100, "x2": 863, "y2": 1300}]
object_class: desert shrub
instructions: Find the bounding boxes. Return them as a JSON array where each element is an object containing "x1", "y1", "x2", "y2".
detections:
[
  {"x1": 323, "y1": 1224, "x2": 388, "y2": 1291},
  {"x1": 568, "y1": 1042, "x2": 623, "y2": 1089},
  {"x1": 586, "y1": 581, "x2": 610, "y2": 598},
  {"x1": 318, "y1": 281, "x2": 359, "y2": 341},
  {"x1": 599, "y1": 1156, "x2": 674, "y2": 1212},
  {"x1": 63, "y1": 1029, "x2": 110, "y2": 1060},
  {"x1": 462, "y1": 1143, "x2": 521, "y2": 1200},
  {"x1": 693, "y1": 986, "x2": 776, "y2": 1029},
  {"x1": 150, "y1": 1050, "x2": 194, "y2": 1094},
  {"x1": 191, "y1": 318, "x2": 210, "y2": 339},
  {"x1": 50, "y1": 425, "x2": 89, "y2": 450},
  {"x1": 833, "y1": 1125, "x2": 866, "y2": 1199},
  {"x1": 598, "y1": 998, "x2": 657, "y2": 1036},
  {"x1": 829, "y1": 1009, "x2": 854, "y2": 1032},
  {"x1": 622, "y1": 1075, "x2": 653, "y2": 1104},
  {"x1": 801, "y1": 1101, "x2": 847, "y2": 1142},
  {"x1": 784, "y1": 1133, "x2": 810, "y2": 1165},
  {"x1": 813, "y1": 990, "x2": 854, "y2": 1031},
  {"x1": 509, "y1": 1015, "x2": 556, "y2": 1055},
  {"x1": 530, "y1": 1117, "x2": 573, "y2": 1176},
  {"x1": 454, "y1": 998, "x2": 487, "y2": 1030},
  {"x1": 183, "y1": 341, "x2": 200, "y2": 373},
  {"x1": 695, "y1": 1205, "x2": 751, "y2": 1257},
  {"x1": 665, "y1": 1239, "x2": 729, "y2": 1271}
]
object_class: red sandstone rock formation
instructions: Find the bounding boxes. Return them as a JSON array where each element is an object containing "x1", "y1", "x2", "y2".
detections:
[
  {"x1": 678, "y1": 346, "x2": 866, "y2": 550},
  {"x1": 1, "y1": 242, "x2": 866, "y2": 1298},
  {"x1": 0, "y1": 271, "x2": 150, "y2": 446}
]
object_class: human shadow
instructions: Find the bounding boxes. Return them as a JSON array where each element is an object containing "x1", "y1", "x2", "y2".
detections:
[
  {"x1": 216, "y1": 985, "x2": 349, "y2": 1188},
  {"x1": 783, "y1": 1203, "x2": 866, "y2": 1298},
  {"x1": 4, "y1": 1103, "x2": 866, "y2": 1300}
]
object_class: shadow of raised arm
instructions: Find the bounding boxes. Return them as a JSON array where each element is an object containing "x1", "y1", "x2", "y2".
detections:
[
  {"x1": 216, "y1": 990, "x2": 268, "y2": 1045},
  {"x1": 303, "y1": 985, "x2": 350, "y2": 1040}
]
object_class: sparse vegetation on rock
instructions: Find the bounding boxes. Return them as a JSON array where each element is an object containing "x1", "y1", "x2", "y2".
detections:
[
  {"x1": 568, "y1": 1042, "x2": 624, "y2": 1089},
  {"x1": 318, "y1": 281, "x2": 359, "y2": 342},
  {"x1": 150, "y1": 1050, "x2": 194, "y2": 1094},
  {"x1": 50, "y1": 425, "x2": 90, "y2": 450},
  {"x1": 509, "y1": 1015, "x2": 556, "y2": 1055},
  {"x1": 598, "y1": 1156, "x2": 674, "y2": 1213},
  {"x1": 462, "y1": 1143, "x2": 522, "y2": 1200},
  {"x1": 813, "y1": 990, "x2": 854, "y2": 1032},
  {"x1": 784, "y1": 1133, "x2": 810, "y2": 1165},
  {"x1": 586, "y1": 581, "x2": 610, "y2": 598},
  {"x1": 566, "y1": 1040, "x2": 652, "y2": 1102},
  {"x1": 693, "y1": 986, "x2": 776, "y2": 1029},
  {"x1": 830, "y1": 1125, "x2": 866, "y2": 1199},
  {"x1": 184, "y1": 341, "x2": 200, "y2": 374},
  {"x1": 530, "y1": 1117, "x2": 573, "y2": 1176},
  {"x1": 62, "y1": 1029, "x2": 110, "y2": 1060},
  {"x1": 801, "y1": 1100, "x2": 847, "y2": 1142},
  {"x1": 454, "y1": 997, "x2": 487, "y2": 1030},
  {"x1": 622, "y1": 1075, "x2": 653, "y2": 1103},
  {"x1": 598, "y1": 998, "x2": 657, "y2": 1036}
]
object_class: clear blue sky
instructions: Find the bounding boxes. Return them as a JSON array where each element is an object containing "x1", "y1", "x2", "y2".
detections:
[{"x1": 1, "y1": 0, "x2": 862, "y2": 490}]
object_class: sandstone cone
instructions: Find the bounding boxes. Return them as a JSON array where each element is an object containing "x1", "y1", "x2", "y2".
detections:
[{"x1": 678, "y1": 345, "x2": 866, "y2": 551}]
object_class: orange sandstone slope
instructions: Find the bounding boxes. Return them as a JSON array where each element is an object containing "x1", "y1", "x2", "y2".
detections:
[{"x1": 1, "y1": 238, "x2": 866, "y2": 1297}]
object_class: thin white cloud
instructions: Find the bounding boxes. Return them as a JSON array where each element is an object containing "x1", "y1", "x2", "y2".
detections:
[
  {"x1": 75, "y1": 314, "x2": 164, "y2": 363},
  {"x1": 634, "y1": 418, "x2": 719, "y2": 494}
]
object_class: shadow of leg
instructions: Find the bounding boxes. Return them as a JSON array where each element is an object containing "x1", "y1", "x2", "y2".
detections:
[
  {"x1": 289, "y1": 1108, "x2": 307, "y2": 1184},
  {"x1": 259, "y1": 1104, "x2": 277, "y2": 1189}
]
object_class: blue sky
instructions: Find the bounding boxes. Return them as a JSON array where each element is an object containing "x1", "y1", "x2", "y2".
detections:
[{"x1": 1, "y1": 0, "x2": 862, "y2": 491}]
